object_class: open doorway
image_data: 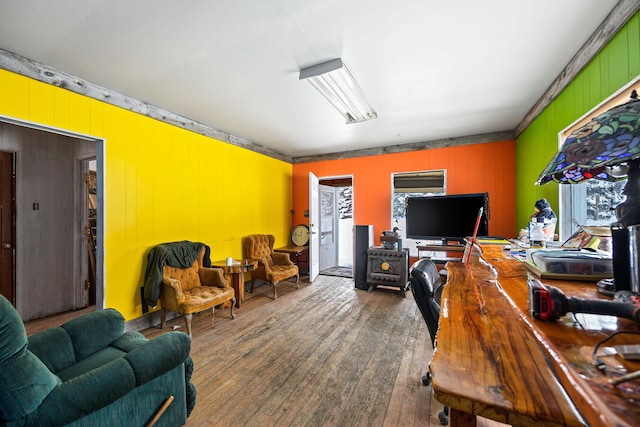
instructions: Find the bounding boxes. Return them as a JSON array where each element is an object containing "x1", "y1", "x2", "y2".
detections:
[
  {"x1": 318, "y1": 176, "x2": 353, "y2": 278},
  {"x1": 0, "y1": 116, "x2": 104, "y2": 320}
]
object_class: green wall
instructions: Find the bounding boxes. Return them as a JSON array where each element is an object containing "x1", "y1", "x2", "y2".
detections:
[{"x1": 516, "y1": 12, "x2": 640, "y2": 234}]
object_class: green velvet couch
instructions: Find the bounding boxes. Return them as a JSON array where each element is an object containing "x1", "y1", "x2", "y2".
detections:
[{"x1": 0, "y1": 294, "x2": 196, "y2": 426}]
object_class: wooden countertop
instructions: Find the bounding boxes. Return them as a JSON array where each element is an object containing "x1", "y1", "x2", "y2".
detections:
[{"x1": 430, "y1": 245, "x2": 640, "y2": 426}]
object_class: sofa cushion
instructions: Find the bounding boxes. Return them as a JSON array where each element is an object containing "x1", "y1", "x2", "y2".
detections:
[
  {"x1": 56, "y1": 332, "x2": 148, "y2": 382},
  {"x1": 180, "y1": 286, "x2": 234, "y2": 313},
  {"x1": 28, "y1": 326, "x2": 76, "y2": 373},
  {"x1": 266, "y1": 265, "x2": 299, "y2": 282},
  {"x1": 0, "y1": 294, "x2": 61, "y2": 421},
  {"x1": 165, "y1": 261, "x2": 202, "y2": 291},
  {"x1": 56, "y1": 347, "x2": 127, "y2": 382},
  {"x1": 61, "y1": 308, "x2": 124, "y2": 360}
]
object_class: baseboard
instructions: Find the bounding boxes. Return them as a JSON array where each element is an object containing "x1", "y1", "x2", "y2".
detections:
[{"x1": 124, "y1": 309, "x2": 181, "y2": 333}]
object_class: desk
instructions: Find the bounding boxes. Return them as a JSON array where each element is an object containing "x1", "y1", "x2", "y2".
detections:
[
  {"x1": 430, "y1": 245, "x2": 640, "y2": 426},
  {"x1": 211, "y1": 259, "x2": 257, "y2": 308},
  {"x1": 274, "y1": 246, "x2": 309, "y2": 275}
]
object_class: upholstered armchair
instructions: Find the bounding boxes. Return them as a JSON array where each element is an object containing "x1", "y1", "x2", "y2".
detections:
[
  {"x1": 242, "y1": 234, "x2": 299, "y2": 299},
  {"x1": 160, "y1": 246, "x2": 236, "y2": 337}
]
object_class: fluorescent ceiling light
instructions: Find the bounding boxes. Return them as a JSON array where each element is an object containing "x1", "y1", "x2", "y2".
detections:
[{"x1": 299, "y1": 58, "x2": 377, "y2": 124}]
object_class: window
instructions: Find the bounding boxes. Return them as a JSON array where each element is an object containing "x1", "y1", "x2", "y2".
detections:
[
  {"x1": 558, "y1": 76, "x2": 640, "y2": 240},
  {"x1": 561, "y1": 180, "x2": 625, "y2": 238},
  {"x1": 391, "y1": 170, "x2": 446, "y2": 256}
]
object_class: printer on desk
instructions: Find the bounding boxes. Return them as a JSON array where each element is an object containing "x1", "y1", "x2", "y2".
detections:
[
  {"x1": 516, "y1": 225, "x2": 614, "y2": 280},
  {"x1": 526, "y1": 248, "x2": 613, "y2": 277}
]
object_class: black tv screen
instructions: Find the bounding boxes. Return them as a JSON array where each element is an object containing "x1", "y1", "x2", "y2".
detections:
[{"x1": 405, "y1": 193, "x2": 489, "y2": 242}]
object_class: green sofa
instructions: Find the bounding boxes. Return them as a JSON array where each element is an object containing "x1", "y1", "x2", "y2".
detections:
[{"x1": 0, "y1": 294, "x2": 196, "y2": 426}]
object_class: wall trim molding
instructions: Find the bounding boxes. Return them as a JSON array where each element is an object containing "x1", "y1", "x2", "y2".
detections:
[
  {"x1": 292, "y1": 131, "x2": 514, "y2": 164},
  {"x1": 0, "y1": 48, "x2": 293, "y2": 163}
]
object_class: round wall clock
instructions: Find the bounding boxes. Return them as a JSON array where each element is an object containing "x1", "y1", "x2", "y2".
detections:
[{"x1": 291, "y1": 224, "x2": 310, "y2": 246}]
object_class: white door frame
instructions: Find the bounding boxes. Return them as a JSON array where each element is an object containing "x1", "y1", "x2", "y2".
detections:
[
  {"x1": 0, "y1": 114, "x2": 105, "y2": 312},
  {"x1": 309, "y1": 172, "x2": 320, "y2": 282}
]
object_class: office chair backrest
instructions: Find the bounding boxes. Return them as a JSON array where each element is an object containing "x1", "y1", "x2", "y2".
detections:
[{"x1": 410, "y1": 258, "x2": 443, "y2": 347}]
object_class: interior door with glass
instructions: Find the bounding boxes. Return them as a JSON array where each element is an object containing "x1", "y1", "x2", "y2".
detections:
[
  {"x1": 319, "y1": 184, "x2": 337, "y2": 271},
  {"x1": 309, "y1": 172, "x2": 319, "y2": 282}
]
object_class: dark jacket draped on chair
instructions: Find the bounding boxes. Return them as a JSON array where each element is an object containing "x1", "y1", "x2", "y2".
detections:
[{"x1": 143, "y1": 241, "x2": 211, "y2": 311}]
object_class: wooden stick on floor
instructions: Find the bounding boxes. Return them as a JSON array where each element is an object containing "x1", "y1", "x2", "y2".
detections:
[{"x1": 146, "y1": 395, "x2": 174, "y2": 427}]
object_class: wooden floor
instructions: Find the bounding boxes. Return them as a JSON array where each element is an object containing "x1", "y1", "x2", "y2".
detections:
[{"x1": 24, "y1": 274, "x2": 507, "y2": 427}]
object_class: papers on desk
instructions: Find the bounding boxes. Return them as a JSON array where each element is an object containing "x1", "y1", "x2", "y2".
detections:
[{"x1": 475, "y1": 237, "x2": 511, "y2": 245}]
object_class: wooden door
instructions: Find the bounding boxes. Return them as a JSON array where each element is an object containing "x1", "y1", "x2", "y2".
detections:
[{"x1": 0, "y1": 151, "x2": 15, "y2": 303}]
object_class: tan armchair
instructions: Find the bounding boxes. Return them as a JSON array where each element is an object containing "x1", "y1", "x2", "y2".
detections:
[
  {"x1": 160, "y1": 247, "x2": 235, "y2": 336},
  {"x1": 242, "y1": 234, "x2": 299, "y2": 299}
]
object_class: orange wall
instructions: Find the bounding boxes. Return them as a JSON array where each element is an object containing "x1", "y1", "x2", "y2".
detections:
[{"x1": 292, "y1": 140, "x2": 516, "y2": 244}]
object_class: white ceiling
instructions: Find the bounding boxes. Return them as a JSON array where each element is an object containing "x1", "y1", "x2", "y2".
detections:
[{"x1": 0, "y1": 0, "x2": 622, "y2": 158}]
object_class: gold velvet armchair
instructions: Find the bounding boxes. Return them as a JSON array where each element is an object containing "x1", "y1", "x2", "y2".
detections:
[
  {"x1": 242, "y1": 234, "x2": 299, "y2": 299},
  {"x1": 160, "y1": 247, "x2": 235, "y2": 337}
]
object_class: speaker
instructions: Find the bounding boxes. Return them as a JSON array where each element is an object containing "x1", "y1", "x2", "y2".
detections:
[
  {"x1": 354, "y1": 225, "x2": 374, "y2": 290},
  {"x1": 612, "y1": 224, "x2": 631, "y2": 292}
]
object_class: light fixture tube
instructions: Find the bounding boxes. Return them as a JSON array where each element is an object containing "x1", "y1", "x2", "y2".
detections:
[{"x1": 299, "y1": 58, "x2": 377, "y2": 124}]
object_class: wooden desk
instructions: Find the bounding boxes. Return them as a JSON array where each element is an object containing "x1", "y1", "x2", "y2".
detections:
[
  {"x1": 274, "y1": 246, "x2": 309, "y2": 275},
  {"x1": 211, "y1": 259, "x2": 257, "y2": 308},
  {"x1": 430, "y1": 245, "x2": 640, "y2": 426}
]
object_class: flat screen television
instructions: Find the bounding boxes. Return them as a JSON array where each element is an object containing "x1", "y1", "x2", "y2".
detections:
[{"x1": 405, "y1": 192, "x2": 489, "y2": 244}]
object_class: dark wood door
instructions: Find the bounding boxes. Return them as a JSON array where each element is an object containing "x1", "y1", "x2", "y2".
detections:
[{"x1": 0, "y1": 151, "x2": 15, "y2": 303}]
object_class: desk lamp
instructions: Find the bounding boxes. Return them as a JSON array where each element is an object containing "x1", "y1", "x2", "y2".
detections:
[{"x1": 536, "y1": 90, "x2": 640, "y2": 293}]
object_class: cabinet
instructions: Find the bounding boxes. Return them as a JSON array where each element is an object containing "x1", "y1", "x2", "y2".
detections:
[{"x1": 366, "y1": 248, "x2": 409, "y2": 297}]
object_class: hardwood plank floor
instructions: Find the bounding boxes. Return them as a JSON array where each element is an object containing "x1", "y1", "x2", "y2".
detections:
[
  {"x1": 24, "y1": 274, "x2": 508, "y2": 427},
  {"x1": 141, "y1": 275, "x2": 443, "y2": 426}
]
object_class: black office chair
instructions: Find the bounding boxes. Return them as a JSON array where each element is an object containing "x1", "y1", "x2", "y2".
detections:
[{"x1": 410, "y1": 258, "x2": 448, "y2": 425}]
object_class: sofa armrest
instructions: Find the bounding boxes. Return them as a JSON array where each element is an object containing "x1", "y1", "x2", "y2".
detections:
[
  {"x1": 271, "y1": 252, "x2": 293, "y2": 266},
  {"x1": 124, "y1": 332, "x2": 191, "y2": 385},
  {"x1": 162, "y1": 276, "x2": 186, "y2": 302},
  {"x1": 255, "y1": 257, "x2": 272, "y2": 273},
  {"x1": 199, "y1": 267, "x2": 228, "y2": 288}
]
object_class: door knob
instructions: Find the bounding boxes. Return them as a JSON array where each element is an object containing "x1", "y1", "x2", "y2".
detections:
[{"x1": 2, "y1": 243, "x2": 12, "y2": 249}]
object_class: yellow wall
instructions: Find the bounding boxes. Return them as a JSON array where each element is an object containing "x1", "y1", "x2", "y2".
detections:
[{"x1": 0, "y1": 69, "x2": 293, "y2": 321}]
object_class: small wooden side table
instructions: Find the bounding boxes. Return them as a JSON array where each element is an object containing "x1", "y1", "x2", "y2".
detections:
[{"x1": 211, "y1": 259, "x2": 257, "y2": 308}]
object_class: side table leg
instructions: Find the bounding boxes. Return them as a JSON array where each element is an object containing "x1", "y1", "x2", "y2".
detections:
[{"x1": 231, "y1": 272, "x2": 244, "y2": 308}]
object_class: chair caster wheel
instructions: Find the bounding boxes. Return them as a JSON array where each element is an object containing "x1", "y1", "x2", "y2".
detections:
[
  {"x1": 421, "y1": 373, "x2": 431, "y2": 386},
  {"x1": 438, "y1": 411, "x2": 448, "y2": 425}
]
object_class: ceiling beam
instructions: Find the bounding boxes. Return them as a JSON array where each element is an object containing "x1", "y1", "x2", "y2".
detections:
[
  {"x1": 292, "y1": 131, "x2": 514, "y2": 164},
  {"x1": 514, "y1": 0, "x2": 640, "y2": 137}
]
